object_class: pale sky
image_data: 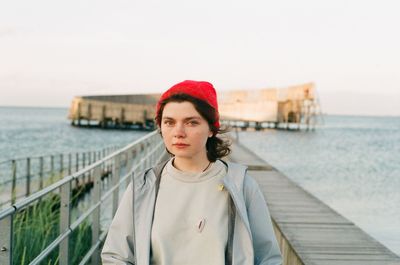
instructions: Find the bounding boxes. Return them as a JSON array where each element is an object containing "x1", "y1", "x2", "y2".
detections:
[{"x1": 1, "y1": 0, "x2": 399, "y2": 116}]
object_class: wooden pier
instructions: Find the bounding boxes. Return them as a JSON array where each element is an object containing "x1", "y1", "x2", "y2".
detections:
[{"x1": 227, "y1": 138, "x2": 400, "y2": 265}]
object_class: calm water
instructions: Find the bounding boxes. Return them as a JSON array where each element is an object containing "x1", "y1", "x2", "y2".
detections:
[
  {"x1": 1, "y1": 107, "x2": 399, "y2": 255},
  {"x1": 237, "y1": 115, "x2": 400, "y2": 256},
  {"x1": 0, "y1": 107, "x2": 148, "y2": 162}
]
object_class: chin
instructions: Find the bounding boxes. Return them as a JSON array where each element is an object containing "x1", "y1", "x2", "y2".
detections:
[{"x1": 173, "y1": 152, "x2": 193, "y2": 159}]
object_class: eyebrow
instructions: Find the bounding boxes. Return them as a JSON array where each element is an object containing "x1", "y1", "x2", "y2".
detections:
[{"x1": 162, "y1": 116, "x2": 202, "y2": 121}]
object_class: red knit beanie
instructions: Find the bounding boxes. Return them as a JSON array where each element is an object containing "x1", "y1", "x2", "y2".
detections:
[{"x1": 156, "y1": 80, "x2": 220, "y2": 129}]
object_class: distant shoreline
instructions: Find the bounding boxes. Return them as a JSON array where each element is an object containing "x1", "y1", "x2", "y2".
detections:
[
  {"x1": 0, "y1": 105, "x2": 69, "y2": 110},
  {"x1": 1, "y1": 105, "x2": 399, "y2": 118}
]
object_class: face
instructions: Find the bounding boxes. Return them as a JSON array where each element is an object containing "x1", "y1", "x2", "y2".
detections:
[{"x1": 161, "y1": 101, "x2": 213, "y2": 161}]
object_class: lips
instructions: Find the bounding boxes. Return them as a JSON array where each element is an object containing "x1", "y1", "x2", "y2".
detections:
[{"x1": 173, "y1": 143, "x2": 190, "y2": 148}]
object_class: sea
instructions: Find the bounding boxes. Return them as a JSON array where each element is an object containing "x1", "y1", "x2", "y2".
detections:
[{"x1": 0, "y1": 106, "x2": 399, "y2": 256}]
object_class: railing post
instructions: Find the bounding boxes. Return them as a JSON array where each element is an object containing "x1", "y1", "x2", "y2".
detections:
[
  {"x1": 91, "y1": 166, "x2": 102, "y2": 265},
  {"x1": 75, "y1": 153, "x2": 79, "y2": 172},
  {"x1": 50, "y1": 155, "x2": 54, "y2": 175},
  {"x1": 82, "y1": 153, "x2": 86, "y2": 183},
  {"x1": 112, "y1": 155, "x2": 121, "y2": 216},
  {"x1": 68, "y1": 153, "x2": 72, "y2": 176},
  {"x1": 0, "y1": 215, "x2": 13, "y2": 265},
  {"x1": 39, "y1": 157, "x2": 44, "y2": 190},
  {"x1": 125, "y1": 149, "x2": 134, "y2": 187},
  {"x1": 26, "y1": 158, "x2": 31, "y2": 196},
  {"x1": 60, "y1": 154, "x2": 64, "y2": 178},
  {"x1": 59, "y1": 181, "x2": 71, "y2": 265},
  {"x1": 11, "y1": 160, "x2": 17, "y2": 205},
  {"x1": 88, "y1": 152, "x2": 92, "y2": 182}
]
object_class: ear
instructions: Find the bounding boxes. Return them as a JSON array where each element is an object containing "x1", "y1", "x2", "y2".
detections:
[{"x1": 158, "y1": 128, "x2": 163, "y2": 138}]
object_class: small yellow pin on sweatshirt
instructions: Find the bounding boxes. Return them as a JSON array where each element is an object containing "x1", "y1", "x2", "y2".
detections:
[{"x1": 218, "y1": 184, "x2": 224, "y2": 191}]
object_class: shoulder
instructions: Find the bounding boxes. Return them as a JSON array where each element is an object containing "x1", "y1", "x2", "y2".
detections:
[
  {"x1": 242, "y1": 173, "x2": 262, "y2": 204},
  {"x1": 220, "y1": 160, "x2": 244, "y2": 187},
  {"x1": 221, "y1": 160, "x2": 258, "y2": 191},
  {"x1": 221, "y1": 160, "x2": 264, "y2": 208}
]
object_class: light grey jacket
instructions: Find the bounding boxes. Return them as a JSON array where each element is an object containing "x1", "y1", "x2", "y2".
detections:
[{"x1": 101, "y1": 159, "x2": 282, "y2": 265}]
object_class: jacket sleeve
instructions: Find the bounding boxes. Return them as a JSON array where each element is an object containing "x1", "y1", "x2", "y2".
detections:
[
  {"x1": 101, "y1": 182, "x2": 135, "y2": 265},
  {"x1": 244, "y1": 175, "x2": 282, "y2": 265}
]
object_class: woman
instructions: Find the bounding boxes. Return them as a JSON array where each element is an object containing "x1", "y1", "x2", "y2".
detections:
[{"x1": 101, "y1": 80, "x2": 282, "y2": 265}]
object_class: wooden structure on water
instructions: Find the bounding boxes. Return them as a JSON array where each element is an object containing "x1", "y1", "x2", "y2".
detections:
[
  {"x1": 68, "y1": 94, "x2": 160, "y2": 129},
  {"x1": 68, "y1": 82, "x2": 322, "y2": 130},
  {"x1": 219, "y1": 82, "x2": 322, "y2": 130}
]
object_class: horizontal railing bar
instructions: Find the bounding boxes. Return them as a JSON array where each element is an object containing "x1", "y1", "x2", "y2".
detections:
[
  {"x1": 29, "y1": 227, "x2": 72, "y2": 265},
  {"x1": 70, "y1": 201, "x2": 100, "y2": 231},
  {"x1": 0, "y1": 174, "x2": 71, "y2": 218},
  {"x1": 11, "y1": 176, "x2": 72, "y2": 213},
  {"x1": 78, "y1": 230, "x2": 107, "y2": 265},
  {"x1": 100, "y1": 131, "x2": 157, "y2": 161},
  {"x1": 0, "y1": 206, "x2": 16, "y2": 219},
  {"x1": 100, "y1": 180, "x2": 122, "y2": 204}
]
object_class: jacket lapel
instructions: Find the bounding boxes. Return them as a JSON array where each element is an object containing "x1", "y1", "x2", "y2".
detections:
[
  {"x1": 134, "y1": 159, "x2": 169, "y2": 265},
  {"x1": 222, "y1": 162, "x2": 252, "y2": 236}
]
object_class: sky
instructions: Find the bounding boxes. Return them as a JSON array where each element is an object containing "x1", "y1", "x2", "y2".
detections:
[{"x1": 1, "y1": 0, "x2": 399, "y2": 116}]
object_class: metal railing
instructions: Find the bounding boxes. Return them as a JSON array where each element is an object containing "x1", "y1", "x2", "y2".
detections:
[
  {"x1": 0, "y1": 146, "x2": 120, "y2": 209},
  {"x1": 0, "y1": 131, "x2": 166, "y2": 265}
]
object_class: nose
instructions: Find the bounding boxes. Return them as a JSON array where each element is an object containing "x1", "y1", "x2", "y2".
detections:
[{"x1": 173, "y1": 123, "x2": 186, "y2": 138}]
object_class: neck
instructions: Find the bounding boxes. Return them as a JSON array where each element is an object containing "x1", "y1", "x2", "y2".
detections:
[{"x1": 172, "y1": 156, "x2": 211, "y2": 173}]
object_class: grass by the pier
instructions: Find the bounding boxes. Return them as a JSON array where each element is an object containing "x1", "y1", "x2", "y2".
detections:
[{"x1": 13, "y1": 191, "x2": 92, "y2": 264}]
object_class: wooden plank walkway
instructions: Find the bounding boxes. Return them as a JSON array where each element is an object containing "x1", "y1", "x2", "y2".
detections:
[{"x1": 227, "y1": 139, "x2": 400, "y2": 265}]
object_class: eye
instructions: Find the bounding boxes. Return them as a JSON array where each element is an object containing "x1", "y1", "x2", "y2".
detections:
[
  {"x1": 187, "y1": 120, "x2": 199, "y2": 126},
  {"x1": 163, "y1": 120, "x2": 174, "y2": 126}
]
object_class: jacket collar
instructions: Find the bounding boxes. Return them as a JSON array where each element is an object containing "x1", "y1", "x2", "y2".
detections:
[{"x1": 221, "y1": 160, "x2": 252, "y2": 237}]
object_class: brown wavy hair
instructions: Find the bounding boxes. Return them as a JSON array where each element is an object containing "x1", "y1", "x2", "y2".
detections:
[{"x1": 155, "y1": 93, "x2": 231, "y2": 162}]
